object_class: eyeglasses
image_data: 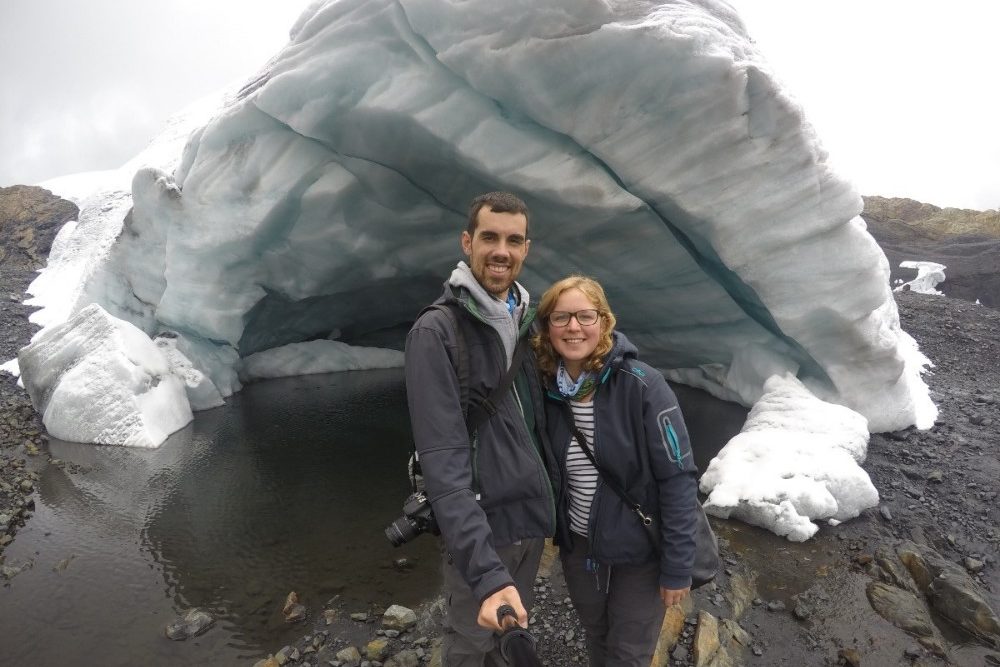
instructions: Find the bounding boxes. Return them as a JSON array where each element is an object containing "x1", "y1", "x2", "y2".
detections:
[{"x1": 548, "y1": 309, "x2": 600, "y2": 327}]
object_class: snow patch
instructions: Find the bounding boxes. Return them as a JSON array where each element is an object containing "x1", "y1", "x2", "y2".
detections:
[
  {"x1": 700, "y1": 374, "x2": 878, "y2": 542},
  {"x1": 894, "y1": 261, "x2": 946, "y2": 296}
]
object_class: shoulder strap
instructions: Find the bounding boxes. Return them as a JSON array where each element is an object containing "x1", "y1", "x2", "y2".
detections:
[
  {"x1": 466, "y1": 335, "x2": 529, "y2": 434},
  {"x1": 420, "y1": 304, "x2": 469, "y2": 421},
  {"x1": 419, "y1": 303, "x2": 528, "y2": 435},
  {"x1": 562, "y1": 403, "x2": 659, "y2": 548}
]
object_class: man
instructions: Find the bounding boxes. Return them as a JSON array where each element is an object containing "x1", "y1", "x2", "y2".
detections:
[{"x1": 405, "y1": 192, "x2": 554, "y2": 665}]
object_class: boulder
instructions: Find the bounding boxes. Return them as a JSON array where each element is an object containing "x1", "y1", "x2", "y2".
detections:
[
  {"x1": 382, "y1": 604, "x2": 418, "y2": 631},
  {"x1": 898, "y1": 541, "x2": 1000, "y2": 647}
]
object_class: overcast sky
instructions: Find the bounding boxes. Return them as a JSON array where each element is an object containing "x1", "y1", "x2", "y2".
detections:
[
  {"x1": 1, "y1": 1, "x2": 997, "y2": 210},
  {"x1": 0, "y1": 0, "x2": 308, "y2": 188}
]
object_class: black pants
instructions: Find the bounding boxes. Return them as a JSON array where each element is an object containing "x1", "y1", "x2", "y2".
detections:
[
  {"x1": 561, "y1": 532, "x2": 665, "y2": 667},
  {"x1": 441, "y1": 538, "x2": 544, "y2": 666}
]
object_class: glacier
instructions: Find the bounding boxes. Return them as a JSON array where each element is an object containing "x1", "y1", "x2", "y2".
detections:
[
  {"x1": 14, "y1": 0, "x2": 938, "y2": 539},
  {"x1": 895, "y1": 260, "x2": 947, "y2": 296}
]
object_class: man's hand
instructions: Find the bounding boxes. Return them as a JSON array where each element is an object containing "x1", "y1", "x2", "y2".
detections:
[
  {"x1": 660, "y1": 586, "x2": 691, "y2": 607},
  {"x1": 477, "y1": 585, "x2": 527, "y2": 631}
]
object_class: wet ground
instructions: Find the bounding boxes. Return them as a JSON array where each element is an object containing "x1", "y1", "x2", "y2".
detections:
[{"x1": 0, "y1": 371, "x2": 442, "y2": 665}]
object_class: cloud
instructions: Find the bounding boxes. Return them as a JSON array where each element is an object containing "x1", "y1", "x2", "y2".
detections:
[
  {"x1": 0, "y1": 0, "x2": 308, "y2": 187},
  {"x1": 730, "y1": 0, "x2": 1000, "y2": 210},
  {"x1": 2, "y1": 0, "x2": 997, "y2": 210}
]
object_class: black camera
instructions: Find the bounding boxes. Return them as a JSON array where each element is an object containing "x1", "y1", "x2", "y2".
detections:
[{"x1": 385, "y1": 491, "x2": 439, "y2": 546}]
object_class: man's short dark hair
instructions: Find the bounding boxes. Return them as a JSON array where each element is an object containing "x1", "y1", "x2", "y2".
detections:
[{"x1": 466, "y1": 191, "x2": 530, "y2": 235}]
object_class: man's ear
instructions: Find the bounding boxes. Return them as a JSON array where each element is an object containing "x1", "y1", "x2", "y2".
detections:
[
  {"x1": 461, "y1": 230, "x2": 472, "y2": 257},
  {"x1": 524, "y1": 239, "x2": 531, "y2": 258}
]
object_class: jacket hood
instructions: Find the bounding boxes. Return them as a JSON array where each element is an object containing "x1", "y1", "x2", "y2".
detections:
[
  {"x1": 596, "y1": 330, "x2": 638, "y2": 382},
  {"x1": 438, "y1": 261, "x2": 531, "y2": 365}
]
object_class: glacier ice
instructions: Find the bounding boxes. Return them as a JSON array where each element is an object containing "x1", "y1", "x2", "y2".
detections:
[
  {"x1": 18, "y1": 304, "x2": 193, "y2": 448},
  {"x1": 16, "y1": 0, "x2": 939, "y2": 539},
  {"x1": 700, "y1": 373, "x2": 878, "y2": 541},
  {"x1": 894, "y1": 260, "x2": 947, "y2": 296}
]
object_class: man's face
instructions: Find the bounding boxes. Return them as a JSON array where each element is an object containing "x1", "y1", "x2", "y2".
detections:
[{"x1": 461, "y1": 207, "x2": 530, "y2": 299}]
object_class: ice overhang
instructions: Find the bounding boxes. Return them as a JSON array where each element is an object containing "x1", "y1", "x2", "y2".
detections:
[{"x1": 20, "y1": 0, "x2": 936, "y2": 451}]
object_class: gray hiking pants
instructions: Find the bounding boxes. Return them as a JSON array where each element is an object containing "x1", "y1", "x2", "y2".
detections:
[
  {"x1": 561, "y1": 532, "x2": 665, "y2": 667},
  {"x1": 441, "y1": 537, "x2": 544, "y2": 667}
]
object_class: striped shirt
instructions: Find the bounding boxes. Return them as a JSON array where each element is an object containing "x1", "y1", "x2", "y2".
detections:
[{"x1": 566, "y1": 399, "x2": 599, "y2": 536}]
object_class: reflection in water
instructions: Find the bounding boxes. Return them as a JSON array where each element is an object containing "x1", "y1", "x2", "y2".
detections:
[{"x1": 0, "y1": 369, "x2": 441, "y2": 665}]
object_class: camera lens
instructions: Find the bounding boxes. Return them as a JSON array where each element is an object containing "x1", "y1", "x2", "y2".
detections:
[{"x1": 385, "y1": 516, "x2": 420, "y2": 547}]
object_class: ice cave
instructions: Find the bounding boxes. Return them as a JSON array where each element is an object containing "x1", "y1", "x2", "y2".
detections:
[{"x1": 14, "y1": 0, "x2": 938, "y2": 540}]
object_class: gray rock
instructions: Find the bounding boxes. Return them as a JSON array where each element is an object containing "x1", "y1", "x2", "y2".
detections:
[
  {"x1": 0, "y1": 559, "x2": 33, "y2": 580},
  {"x1": 880, "y1": 506, "x2": 893, "y2": 522},
  {"x1": 865, "y1": 582, "x2": 935, "y2": 637},
  {"x1": 765, "y1": 600, "x2": 785, "y2": 613},
  {"x1": 725, "y1": 572, "x2": 757, "y2": 619},
  {"x1": 285, "y1": 603, "x2": 308, "y2": 623},
  {"x1": 385, "y1": 650, "x2": 420, "y2": 667},
  {"x1": 719, "y1": 618, "x2": 751, "y2": 648},
  {"x1": 165, "y1": 608, "x2": 215, "y2": 641},
  {"x1": 274, "y1": 645, "x2": 294, "y2": 664},
  {"x1": 382, "y1": 604, "x2": 418, "y2": 631},
  {"x1": 898, "y1": 541, "x2": 1000, "y2": 647},
  {"x1": 336, "y1": 646, "x2": 362, "y2": 666},
  {"x1": 964, "y1": 557, "x2": 985, "y2": 574}
]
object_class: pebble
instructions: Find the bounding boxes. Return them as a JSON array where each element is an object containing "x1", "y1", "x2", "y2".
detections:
[
  {"x1": 165, "y1": 608, "x2": 215, "y2": 641},
  {"x1": 964, "y1": 557, "x2": 985, "y2": 574}
]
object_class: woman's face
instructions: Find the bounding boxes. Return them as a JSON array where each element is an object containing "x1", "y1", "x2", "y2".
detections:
[{"x1": 547, "y1": 287, "x2": 602, "y2": 376}]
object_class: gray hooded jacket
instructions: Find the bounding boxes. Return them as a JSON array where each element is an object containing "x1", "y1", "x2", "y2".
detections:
[{"x1": 404, "y1": 264, "x2": 555, "y2": 602}]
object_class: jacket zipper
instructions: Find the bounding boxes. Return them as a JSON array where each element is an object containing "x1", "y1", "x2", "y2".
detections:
[{"x1": 458, "y1": 298, "x2": 555, "y2": 527}]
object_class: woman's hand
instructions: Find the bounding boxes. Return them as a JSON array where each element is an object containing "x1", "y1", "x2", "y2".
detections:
[{"x1": 660, "y1": 586, "x2": 691, "y2": 607}]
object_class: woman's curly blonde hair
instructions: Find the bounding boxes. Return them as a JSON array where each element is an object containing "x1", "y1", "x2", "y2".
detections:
[{"x1": 532, "y1": 275, "x2": 617, "y2": 381}]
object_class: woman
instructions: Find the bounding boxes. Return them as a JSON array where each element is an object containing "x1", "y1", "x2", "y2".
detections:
[{"x1": 533, "y1": 275, "x2": 699, "y2": 667}]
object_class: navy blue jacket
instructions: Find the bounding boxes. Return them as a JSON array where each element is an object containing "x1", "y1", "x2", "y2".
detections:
[{"x1": 544, "y1": 331, "x2": 699, "y2": 589}]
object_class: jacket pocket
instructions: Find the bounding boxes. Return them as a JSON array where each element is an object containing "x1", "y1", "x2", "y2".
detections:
[{"x1": 657, "y1": 409, "x2": 687, "y2": 470}]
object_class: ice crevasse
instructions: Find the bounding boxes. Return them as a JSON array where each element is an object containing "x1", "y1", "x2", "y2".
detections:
[{"x1": 15, "y1": 0, "x2": 937, "y2": 540}]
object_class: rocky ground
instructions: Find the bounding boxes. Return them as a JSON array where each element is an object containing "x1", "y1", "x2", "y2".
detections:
[
  {"x1": 863, "y1": 195, "x2": 1000, "y2": 308},
  {"x1": 243, "y1": 289, "x2": 1000, "y2": 667},
  {"x1": 2, "y1": 188, "x2": 999, "y2": 665},
  {"x1": 0, "y1": 185, "x2": 76, "y2": 570}
]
